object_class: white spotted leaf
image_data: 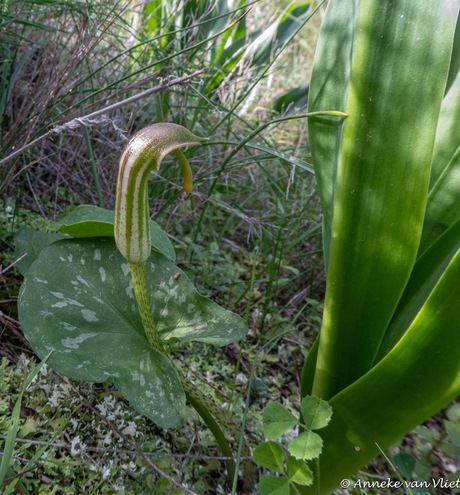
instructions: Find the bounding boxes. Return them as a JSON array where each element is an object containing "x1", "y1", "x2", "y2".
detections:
[
  {"x1": 54, "y1": 205, "x2": 176, "y2": 262},
  {"x1": 18, "y1": 237, "x2": 248, "y2": 427}
]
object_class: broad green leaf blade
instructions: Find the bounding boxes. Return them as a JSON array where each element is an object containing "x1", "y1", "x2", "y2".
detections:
[
  {"x1": 310, "y1": 0, "x2": 457, "y2": 399},
  {"x1": 259, "y1": 475, "x2": 290, "y2": 495},
  {"x1": 300, "y1": 337, "x2": 319, "y2": 398},
  {"x1": 13, "y1": 227, "x2": 67, "y2": 275},
  {"x1": 20, "y1": 238, "x2": 247, "y2": 347},
  {"x1": 376, "y1": 218, "x2": 460, "y2": 360},
  {"x1": 263, "y1": 402, "x2": 298, "y2": 440},
  {"x1": 420, "y1": 70, "x2": 460, "y2": 254},
  {"x1": 445, "y1": 13, "x2": 460, "y2": 94},
  {"x1": 286, "y1": 456, "x2": 313, "y2": 486},
  {"x1": 19, "y1": 243, "x2": 185, "y2": 427},
  {"x1": 288, "y1": 431, "x2": 322, "y2": 461},
  {"x1": 18, "y1": 238, "x2": 247, "y2": 426},
  {"x1": 54, "y1": 205, "x2": 176, "y2": 262},
  {"x1": 253, "y1": 441, "x2": 285, "y2": 473},
  {"x1": 300, "y1": 396, "x2": 332, "y2": 431},
  {"x1": 300, "y1": 249, "x2": 460, "y2": 495},
  {"x1": 307, "y1": 0, "x2": 358, "y2": 267}
]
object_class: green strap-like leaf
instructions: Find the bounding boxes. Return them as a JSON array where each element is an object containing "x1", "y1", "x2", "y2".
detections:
[
  {"x1": 307, "y1": 0, "x2": 358, "y2": 267},
  {"x1": 300, "y1": 248, "x2": 460, "y2": 495},
  {"x1": 376, "y1": 218, "x2": 460, "y2": 360},
  {"x1": 308, "y1": 0, "x2": 458, "y2": 399},
  {"x1": 420, "y1": 69, "x2": 460, "y2": 254}
]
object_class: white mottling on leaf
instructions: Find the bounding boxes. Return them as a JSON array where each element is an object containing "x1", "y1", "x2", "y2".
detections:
[
  {"x1": 35, "y1": 278, "x2": 48, "y2": 284},
  {"x1": 51, "y1": 291, "x2": 65, "y2": 299},
  {"x1": 187, "y1": 304, "x2": 195, "y2": 314},
  {"x1": 81, "y1": 309, "x2": 99, "y2": 322},
  {"x1": 68, "y1": 298, "x2": 84, "y2": 307},
  {"x1": 160, "y1": 307, "x2": 169, "y2": 317},
  {"x1": 52, "y1": 301, "x2": 68, "y2": 308},
  {"x1": 61, "y1": 322, "x2": 77, "y2": 331},
  {"x1": 178, "y1": 294, "x2": 186, "y2": 304},
  {"x1": 67, "y1": 254, "x2": 73, "y2": 262},
  {"x1": 164, "y1": 286, "x2": 178, "y2": 303},
  {"x1": 99, "y1": 267, "x2": 106, "y2": 282},
  {"x1": 76, "y1": 275, "x2": 90, "y2": 287},
  {"x1": 62, "y1": 333, "x2": 97, "y2": 349},
  {"x1": 59, "y1": 256, "x2": 65, "y2": 262},
  {"x1": 125, "y1": 281, "x2": 134, "y2": 299},
  {"x1": 94, "y1": 249, "x2": 102, "y2": 261},
  {"x1": 80, "y1": 258, "x2": 85, "y2": 265},
  {"x1": 131, "y1": 370, "x2": 146, "y2": 387},
  {"x1": 121, "y1": 263, "x2": 130, "y2": 276}
]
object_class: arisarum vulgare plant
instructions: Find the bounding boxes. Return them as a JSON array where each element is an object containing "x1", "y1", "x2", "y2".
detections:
[{"x1": 16, "y1": 123, "x2": 252, "y2": 490}]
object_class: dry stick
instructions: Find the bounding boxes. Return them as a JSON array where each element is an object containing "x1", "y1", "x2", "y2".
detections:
[
  {"x1": 0, "y1": 70, "x2": 205, "y2": 168},
  {"x1": 0, "y1": 437, "x2": 239, "y2": 461}
]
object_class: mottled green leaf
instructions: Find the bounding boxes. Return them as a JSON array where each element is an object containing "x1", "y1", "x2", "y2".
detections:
[
  {"x1": 13, "y1": 227, "x2": 67, "y2": 275},
  {"x1": 54, "y1": 205, "x2": 176, "y2": 262},
  {"x1": 18, "y1": 238, "x2": 248, "y2": 426}
]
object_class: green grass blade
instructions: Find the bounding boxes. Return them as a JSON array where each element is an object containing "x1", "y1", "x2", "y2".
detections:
[{"x1": 309, "y1": 0, "x2": 457, "y2": 399}]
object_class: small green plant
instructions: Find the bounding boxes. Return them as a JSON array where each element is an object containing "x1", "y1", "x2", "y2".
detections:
[
  {"x1": 15, "y1": 123, "x2": 252, "y2": 490},
  {"x1": 254, "y1": 396, "x2": 332, "y2": 494}
]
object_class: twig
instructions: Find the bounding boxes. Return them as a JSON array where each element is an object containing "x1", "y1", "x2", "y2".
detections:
[
  {"x1": 0, "y1": 437, "x2": 242, "y2": 461},
  {"x1": 0, "y1": 70, "x2": 205, "y2": 168}
]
